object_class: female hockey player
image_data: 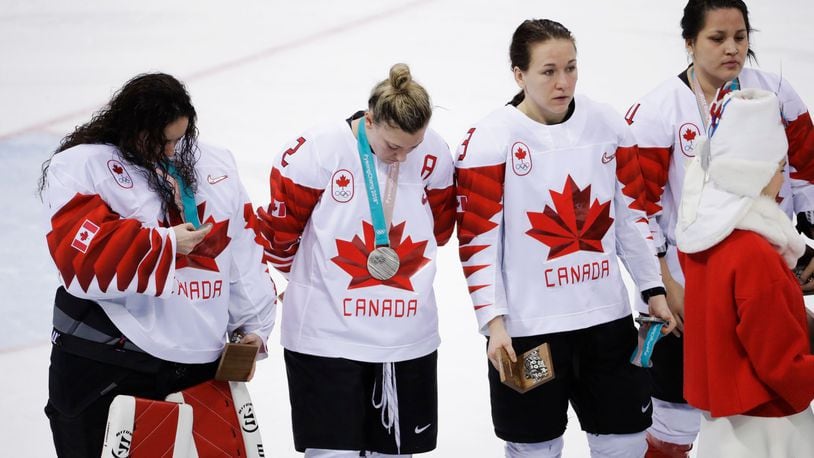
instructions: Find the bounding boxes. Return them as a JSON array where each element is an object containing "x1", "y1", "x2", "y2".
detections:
[
  {"x1": 454, "y1": 18, "x2": 675, "y2": 458},
  {"x1": 676, "y1": 88, "x2": 814, "y2": 457},
  {"x1": 627, "y1": 1, "x2": 814, "y2": 455},
  {"x1": 39, "y1": 72, "x2": 277, "y2": 457},
  {"x1": 257, "y1": 63, "x2": 455, "y2": 457}
]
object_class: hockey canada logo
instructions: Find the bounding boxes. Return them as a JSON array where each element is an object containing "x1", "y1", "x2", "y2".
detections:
[
  {"x1": 526, "y1": 175, "x2": 614, "y2": 260},
  {"x1": 332, "y1": 221, "x2": 429, "y2": 291},
  {"x1": 331, "y1": 169, "x2": 354, "y2": 203},
  {"x1": 107, "y1": 160, "x2": 133, "y2": 189},
  {"x1": 511, "y1": 142, "x2": 532, "y2": 176},
  {"x1": 678, "y1": 123, "x2": 702, "y2": 157}
]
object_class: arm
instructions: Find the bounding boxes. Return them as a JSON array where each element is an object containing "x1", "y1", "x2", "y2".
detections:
[
  {"x1": 227, "y1": 175, "x2": 277, "y2": 358},
  {"x1": 454, "y1": 126, "x2": 509, "y2": 334},
  {"x1": 44, "y1": 163, "x2": 177, "y2": 300},
  {"x1": 613, "y1": 141, "x2": 676, "y2": 334},
  {"x1": 421, "y1": 140, "x2": 456, "y2": 246},
  {"x1": 626, "y1": 100, "x2": 675, "y2": 250},
  {"x1": 256, "y1": 136, "x2": 325, "y2": 276},
  {"x1": 735, "y1": 261, "x2": 814, "y2": 407}
]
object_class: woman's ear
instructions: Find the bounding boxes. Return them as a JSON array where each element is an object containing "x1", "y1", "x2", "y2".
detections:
[{"x1": 513, "y1": 66, "x2": 525, "y2": 89}]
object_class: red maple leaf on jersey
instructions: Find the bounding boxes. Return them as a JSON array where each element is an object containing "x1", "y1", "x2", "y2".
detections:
[
  {"x1": 79, "y1": 231, "x2": 88, "y2": 241},
  {"x1": 112, "y1": 164, "x2": 124, "y2": 174},
  {"x1": 172, "y1": 202, "x2": 232, "y2": 272},
  {"x1": 336, "y1": 174, "x2": 350, "y2": 188},
  {"x1": 683, "y1": 128, "x2": 697, "y2": 142},
  {"x1": 526, "y1": 175, "x2": 614, "y2": 260},
  {"x1": 514, "y1": 147, "x2": 527, "y2": 161},
  {"x1": 331, "y1": 221, "x2": 430, "y2": 291}
]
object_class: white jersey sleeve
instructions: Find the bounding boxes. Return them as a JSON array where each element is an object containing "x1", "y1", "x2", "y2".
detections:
[
  {"x1": 257, "y1": 134, "x2": 328, "y2": 276},
  {"x1": 419, "y1": 137, "x2": 456, "y2": 245},
  {"x1": 224, "y1": 154, "x2": 277, "y2": 354},
  {"x1": 611, "y1": 123, "x2": 663, "y2": 294},
  {"x1": 454, "y1": 124, "x2": 509, "y2": 332},
  {"x1": 43, "y1": 147, "x2": 177, "y2": 300}
]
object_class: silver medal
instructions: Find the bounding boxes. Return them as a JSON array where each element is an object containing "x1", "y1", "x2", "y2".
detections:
[{"x1": 367, "y1": 246, "x2": 400, "y2": 280}]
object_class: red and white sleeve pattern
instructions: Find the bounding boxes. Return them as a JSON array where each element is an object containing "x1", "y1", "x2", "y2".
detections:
[
  {"x1": 613, "y1": 129, "x2": 663, "y2": 293},
  {"x1": 454, "y1": 126, "x2": 508, "y2": 332},
  {"x1": 44, "y1": 168, "x2": 175, "y2": 299},
  {"x1": 420, "y1": 137, "x2": 456, "y2": 246},
  {"x1": 778, "y1": 79, "x2": 814, "y2": 213},
  {"x1": 257, "y1": 136, "x2": 325, "y2": 275},
  {"x1": 627, "y1": 101, "x2": 673, "y2": 248}
]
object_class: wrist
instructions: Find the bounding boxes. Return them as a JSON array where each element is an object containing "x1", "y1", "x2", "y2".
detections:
[{"x1": 641, "y1": 287, "x2": 666, "y2": 304}]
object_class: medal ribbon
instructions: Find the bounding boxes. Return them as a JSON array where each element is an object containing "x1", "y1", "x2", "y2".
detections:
[
  {"x1": 166, "y1": 162, "x2": 201, "y2": 229},
  {"x1": 357, "y1": 120, "x2": 399, "y2": 247},
  {"x1": 689, "y1": 67, "x2": 740, "y2": 171},
  {"x1": 690, "y1": 66, "x2": 740, "y2": 131}
]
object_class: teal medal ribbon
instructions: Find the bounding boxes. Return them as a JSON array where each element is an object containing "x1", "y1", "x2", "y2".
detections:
[
  {"x1": 166, "y1": 162, "x2": 200, "y2": 229},
  {"x1": 356, "y1": 120, "x2": 400, "y2": 280}
]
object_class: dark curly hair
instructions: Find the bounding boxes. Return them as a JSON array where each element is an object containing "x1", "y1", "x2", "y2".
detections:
[{"x1": 38, "y1": 72, "x2": 198, "y2": 214}]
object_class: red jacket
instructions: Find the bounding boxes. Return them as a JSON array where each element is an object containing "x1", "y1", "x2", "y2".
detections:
[{"x1": 680, "y1": 230, "x2": 814, "y2": 417}]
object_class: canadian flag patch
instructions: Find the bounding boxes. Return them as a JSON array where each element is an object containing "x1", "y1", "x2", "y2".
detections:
[
  {"x1": 270, "y1": 200, "x2": 286, "y2": 218},
  {"x1": 71, "y1": 219, "x2": 100, "y2": 253}
]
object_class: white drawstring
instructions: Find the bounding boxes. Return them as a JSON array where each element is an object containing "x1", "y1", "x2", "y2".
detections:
[{"x1": 371, "y1": 362, "x2": 401, "y2": 453}]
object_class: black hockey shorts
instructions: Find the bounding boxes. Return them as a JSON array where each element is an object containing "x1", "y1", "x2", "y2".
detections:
[
  {"x1": 284, "y1": 349, "x2": 438, "y2": 454},
  {"x1": 488, "y1": 315, "x2": 653, "y2": 443},
  {"x1": 648, "y1": 332, "x2": 687, "y2": 404}
]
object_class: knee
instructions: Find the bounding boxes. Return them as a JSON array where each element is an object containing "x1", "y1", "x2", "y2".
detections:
[
  {"x1": 586, "y1": 431, "x2": 647, "y2": 458},
  {"x1": 505, "y1": 437, "x2": 564, "y2": 458}
]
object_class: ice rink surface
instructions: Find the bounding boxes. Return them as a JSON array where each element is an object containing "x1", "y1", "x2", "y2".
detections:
[{"x1": 1, "y1": 1, "x2": 812, "y2": 456}]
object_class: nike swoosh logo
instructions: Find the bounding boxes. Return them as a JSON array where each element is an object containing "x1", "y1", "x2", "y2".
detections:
[
  {"x1": 601, "y1": 152, "x2": 616, "y2": 164},
  {"x1": 207, "y1": 174, "x2": 228, "y2": 184},
  {"x1": 641, "y1": 400, "x2": 652, "y2": 413},
  {"x1": 415, "y1": 423, "x2": 431, "y2": 434}
]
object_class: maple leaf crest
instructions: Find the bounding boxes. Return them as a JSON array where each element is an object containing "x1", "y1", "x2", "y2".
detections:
[
  {"x1": 331, "y1": 221, "x2": 430, "y2": 291},
  {"x1": 79, "y1": 231, "x2": 88, "y2": 241},
  {"x1": 174, "y1": 202, "x2": 232, "y2": 272},
  {"x1": 526, "y1": 175, "x2": 614, "y2": 260},
  {"x1": 336, "y1": 174, "x2": 350, "y2": 188},
  {"x1": 112, "y1": 164, "x2": 124, "y2": 174},
  {"x1": 515, "y1": 147, "x2": 527, "y2": 161},
  {"x1": 683, "y1": 128, "x2": 697, "y2": 142}
]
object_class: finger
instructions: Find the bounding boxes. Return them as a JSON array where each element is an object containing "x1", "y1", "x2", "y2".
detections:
[
  {"x1": 662, "y1": 318, "x2": 677, "y2": 336},
  {"x1": 505, "y1": 344, "x2": 517, "y2": 363},
  {"x1": 198, "y1": 222, "x2": 213, "y2": 235},
  {"x1": 802, "y1": 281, "x2": 814, "y2": 292},
  {"x1": 239, "y1": 334, "x2": 262, "y2": 347}
]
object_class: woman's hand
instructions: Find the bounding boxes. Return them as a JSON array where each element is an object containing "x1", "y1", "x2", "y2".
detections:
[
  {"x1": 238, "y1": 333, "x2": 263, "y2": 382},
  {"x1": 172, "y1": 222, "x2": 212, "y2": 255},
  {"x1": 660, "y1": 257, "x2": 685, "y2": 335},
  {"x1": 487, "y1": 316, "x2": 516, "y2": 371},
  {"x1": 647, "y1": 294, "x2": 678, "y2": 337}
]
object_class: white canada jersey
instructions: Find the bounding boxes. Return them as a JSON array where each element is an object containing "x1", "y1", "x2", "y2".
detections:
[
  {"x1": 43, "y1": 143, "x2": 277, "y2": 363},
  {"x1": 258, "y1": 118, "x2": 456, "y2": 363},
  {"x1": 629, "y1": 67, "x2": 814, "y2": 253},
  {"x1": 455, "y1": 95, "x2": 663, "y2": 337}
]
